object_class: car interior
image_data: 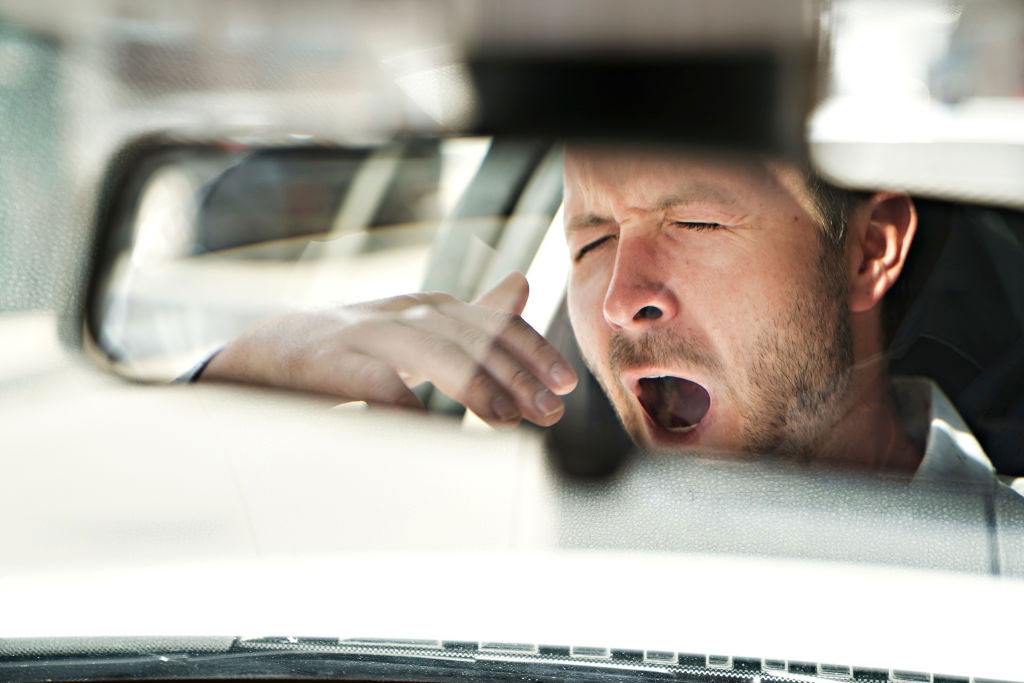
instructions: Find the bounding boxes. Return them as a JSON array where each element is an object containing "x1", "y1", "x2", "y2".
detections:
[{"x1": 4, "y1": 2, "x2": 1024, "y2": 681}]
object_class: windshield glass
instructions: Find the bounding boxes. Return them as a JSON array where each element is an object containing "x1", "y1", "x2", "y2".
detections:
[{"x1": 3, "y1": 1, "x2": 1024, "y2": 682}]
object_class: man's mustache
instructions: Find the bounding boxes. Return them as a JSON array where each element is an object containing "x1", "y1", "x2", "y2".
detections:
[{"x1": 608, "y1": 331, "x2": 721, "y2": 375}]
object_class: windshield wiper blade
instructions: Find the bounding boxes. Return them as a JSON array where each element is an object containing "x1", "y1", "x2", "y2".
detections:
[{"x1": 0, "y1": 636, "x2": 1008, "y2": 683}]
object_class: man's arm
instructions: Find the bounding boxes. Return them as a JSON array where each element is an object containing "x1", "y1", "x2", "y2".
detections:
[{"x1": 198, "y1": 272, "x2": 578, "y2": 427}]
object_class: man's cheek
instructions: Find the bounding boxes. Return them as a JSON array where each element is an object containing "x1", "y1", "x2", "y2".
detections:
[{"x1": 566, "y1": 292, "x2": 603, "y2": 362}]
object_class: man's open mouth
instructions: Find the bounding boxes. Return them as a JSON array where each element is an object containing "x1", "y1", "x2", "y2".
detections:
[{"x1": 636, "y1": 376, "x2": 711, "y2": 434}]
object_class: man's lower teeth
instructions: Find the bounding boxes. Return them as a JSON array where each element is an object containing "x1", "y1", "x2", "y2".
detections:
[
  {"x1": 655, "y1": 407, "x2": 699, "y2": 433},
  {"x1": 665, "y1": 423, "x2": 697, "y2": 433}
]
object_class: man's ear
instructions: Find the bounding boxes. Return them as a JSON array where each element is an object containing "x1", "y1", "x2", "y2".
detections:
[{"x1": 846, "y1": 192, "x2": 917, "y2": 313}]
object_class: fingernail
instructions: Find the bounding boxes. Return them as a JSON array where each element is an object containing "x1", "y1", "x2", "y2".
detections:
[
  {"x1": 550, "y1": 362, "x2": 574, "y2": 390},
  {"x1": 492, "y1": 395, "x2": 519, "y2": 422},
  {"x1": 534, "y1": 389, "x2": 562, "y2": 417}
]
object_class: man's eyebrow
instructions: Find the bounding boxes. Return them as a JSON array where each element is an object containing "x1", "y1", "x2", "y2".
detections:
[
  {"x1": 656, "y1": 187, "x2": 739, "y2": 209},
  {"x1": 567, "y1": 213, "x2": 613, "y2": 231},
  {"x1": 568, "y1": 187, "x2": 741, "y2": 230}
]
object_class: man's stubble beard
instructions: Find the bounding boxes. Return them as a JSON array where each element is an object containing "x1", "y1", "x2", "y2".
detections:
[
  {"x1": 583, "y1": 242, "x2": 854, "y2": 461},
  {"x1": 741, "y1": 244, "x2": 854, "y2": 460}
]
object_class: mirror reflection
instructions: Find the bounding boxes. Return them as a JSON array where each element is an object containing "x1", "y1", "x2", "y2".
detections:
[{"x1": 93, "y1": 138, "x2": 1024, "y2": 484}]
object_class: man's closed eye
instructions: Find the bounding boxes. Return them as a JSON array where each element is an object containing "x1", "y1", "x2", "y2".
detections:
[
  {"x1": 574, "y1": 234, "x2": 615, "y2": 261},
  {"x1": 672, "y1": 221, "x2": 722, "y2": 231}
]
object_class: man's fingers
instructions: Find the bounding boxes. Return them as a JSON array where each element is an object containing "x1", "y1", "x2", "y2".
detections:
[
  {"x1": 345, "y1": 322, "x2": 524, "y2": 427},
  {"x1": 399, "y1": 312, "x2": 566, "y2": 426},
  {"x1": 405, "y1": 279, "x2": 577, "y2": 396},
  {"x1": 435, "y1": 300, "x2": 577, "y2": 395},
  {"x1": 474, "y1": 271, "x2": 529, "y2": 316},
  {"x1": 307, "y1": 352, "x2": 425, "y2": 410}
]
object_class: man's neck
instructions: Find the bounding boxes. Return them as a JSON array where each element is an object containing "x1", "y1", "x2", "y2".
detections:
[{"x1": 812, "y1": 360, "x2": 923, "y2": 474}]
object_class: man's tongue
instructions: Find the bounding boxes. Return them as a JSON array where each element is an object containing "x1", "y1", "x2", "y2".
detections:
[{"x1": 637, "y1": 376, "x2": 711, "y2": 433}]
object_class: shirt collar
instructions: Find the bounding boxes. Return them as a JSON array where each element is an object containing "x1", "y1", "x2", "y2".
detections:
[{"x1": 892, "y1": 377, "x2": 996, "y2": 486}]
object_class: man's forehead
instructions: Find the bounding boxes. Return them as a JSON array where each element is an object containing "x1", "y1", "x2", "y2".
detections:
[
  {"x1": 563, "y1": 145, "x2": 816, "y2": 228},
  {"x1": 564, "y1": 146, "x2": 769, "y2": 211}
]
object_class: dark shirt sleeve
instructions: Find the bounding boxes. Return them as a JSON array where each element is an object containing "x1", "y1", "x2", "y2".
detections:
[{"x1": 173, "y1": 347, "x2": 223, "y2": 384}]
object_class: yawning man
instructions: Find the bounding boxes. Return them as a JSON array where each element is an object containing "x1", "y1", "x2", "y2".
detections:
[{"x1": 195, "y1": 146, "x2": 999, "y2": 483}]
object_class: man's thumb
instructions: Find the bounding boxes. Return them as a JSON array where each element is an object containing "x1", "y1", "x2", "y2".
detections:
[{"x1": 474, "y1": 271, "x2": 529, "y2": 315}]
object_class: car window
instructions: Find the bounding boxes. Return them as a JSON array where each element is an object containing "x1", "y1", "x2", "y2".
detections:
[{"x1": 0, "y1": 22, "x2": 64, "y2": 313}]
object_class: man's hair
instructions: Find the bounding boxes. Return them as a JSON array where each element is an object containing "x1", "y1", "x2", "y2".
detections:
[
  {"x1": 804, "y1": 173, "x2": 866, "y2": 251},
  {"x1": 804, "y1": 173, "x2": 916, "y2": 349}
]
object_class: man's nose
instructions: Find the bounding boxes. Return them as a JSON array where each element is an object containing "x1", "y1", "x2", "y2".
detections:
[{"x1": 602, "y1": 232, "x2": 680, "y2": 331}]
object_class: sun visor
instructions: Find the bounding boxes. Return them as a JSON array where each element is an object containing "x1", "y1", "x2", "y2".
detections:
[
  {"x1": 456, "y1": 0, "x2": 816, "y2": 158},
  {"x1": 465, "y1": 52, "x2": 810, "y2": 158}
]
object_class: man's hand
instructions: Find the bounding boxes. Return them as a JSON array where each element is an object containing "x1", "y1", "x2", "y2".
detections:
[{"x1": 200, "y1": 272, "x2": 578, "y2": 427}]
